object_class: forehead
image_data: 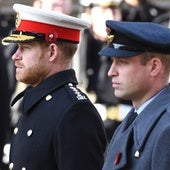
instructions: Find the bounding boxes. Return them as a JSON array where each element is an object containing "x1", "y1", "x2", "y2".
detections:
[
  {"x1": 18, "y1": 41, "x2": 39, "y2": 46},
  {"x1": 112, "y1": 55, "x2": 143, "y2": 61},
  {"x1": 18, "y1": 40, "x2": 47, "y2": 46}
]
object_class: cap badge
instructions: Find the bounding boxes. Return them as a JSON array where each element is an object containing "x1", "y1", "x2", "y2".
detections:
[
  {"x1": 106, "y1": 27, "x2": 114, "y2": 43},
  {"x1": 107, "y1": 34, "x2": 114, "y2": 43},
  {"x1": 15, "y1": 13, "x2": 21, "y2": 29}
]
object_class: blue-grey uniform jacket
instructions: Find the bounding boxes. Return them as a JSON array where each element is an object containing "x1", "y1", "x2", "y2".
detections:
[
  {"x1": 103, "y1": 85, "x2": 170, "y2": 170},
  {"x1": 9, "y1": 69, "x2": 106, "y2": 170}
]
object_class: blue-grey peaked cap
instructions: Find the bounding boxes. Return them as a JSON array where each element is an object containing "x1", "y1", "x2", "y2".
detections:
[{"x1": 99, "y1": 20, "x2": 170, "y2": 57}]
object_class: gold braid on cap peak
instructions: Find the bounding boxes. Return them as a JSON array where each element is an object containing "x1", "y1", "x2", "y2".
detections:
[
  {"x1": 2, "y1": 34, "x2": 35, "y2": 45},
  {"x1": 2, "y1": 31, "x2": 45, "y2": 45}
]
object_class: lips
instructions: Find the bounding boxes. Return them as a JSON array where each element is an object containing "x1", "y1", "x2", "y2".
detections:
[
  {"x1": 15, "y1": 65, "x2": 22, "y2": 68},
  {"x1": 15, "y1": 65, "x2": 22, "y2": 71},
  {"x1": 15, "y1": 63, "x2": 24, "y2": 72},
  {"x1": 15, "y1": 62, "x2": 24, "y2": 69},
  {"x1": 112, "y1": 82, "x2": 120, "y2": 89}
]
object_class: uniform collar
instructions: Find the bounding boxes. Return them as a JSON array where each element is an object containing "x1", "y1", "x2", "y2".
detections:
[
  {"x1": 133, "y1": 85, "x2": 170, "y2": 156},
  {"x1": 11, "y1": 69, "x2": 78, "y2": 113},
  {"x1": 135, "y1": 86, "x2": 168, "y2": 115}
]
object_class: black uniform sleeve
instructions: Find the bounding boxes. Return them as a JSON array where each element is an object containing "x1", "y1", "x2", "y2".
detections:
[{"x1": 54, "y1": 101, "x2": 107, "y2": 170}]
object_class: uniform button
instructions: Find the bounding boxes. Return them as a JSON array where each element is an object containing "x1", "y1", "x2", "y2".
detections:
[
  {"x1": 13, "y1": 127, "x2": 18, "y2": 135},
  {"x1": 134, "y1": 150, "x2": 140, "y2": 158},
  {"x1": 49, "y1": 33, "x2": 54, "y2": 39},
  {"x1": 27, "y1": 129, "x2": 33, "y2": 137},
  {"x1": 22, "y1": 167, "x2": 26, "y2": 170},
  {"x1": 45, "y1": 95, "x2": 52, "y2": 101},
  {"x1": 9, "y1": 162, "x2": 14, "y2": 169},
  {"x1": 68, "y1": 83, "x2": 73, "y2": 86}
]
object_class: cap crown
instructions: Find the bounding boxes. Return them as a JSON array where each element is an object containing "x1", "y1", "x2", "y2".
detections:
[
  {"x1": 99, "y1": 20, "x2": 170, "y2": 57},
  {"x1": 2, "y1": 4, "x2": 90, "y2": 45}
]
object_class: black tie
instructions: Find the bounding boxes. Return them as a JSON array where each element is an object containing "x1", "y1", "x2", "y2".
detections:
[{"x1": 123, "y1": 110, "x2": 137, "y2": 131}]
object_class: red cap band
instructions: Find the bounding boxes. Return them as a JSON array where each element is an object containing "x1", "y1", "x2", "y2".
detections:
[{"x1": 17, "y1": 20, "x2": 80, "y2": 43}]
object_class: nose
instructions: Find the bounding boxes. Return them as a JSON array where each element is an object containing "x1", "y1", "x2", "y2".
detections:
[
  {"x1": 12, "y1": 47, "x2": 21, "y2": 61},
  {"x1": 108, "y1": 60, "x2": 117, "y2": 77}
]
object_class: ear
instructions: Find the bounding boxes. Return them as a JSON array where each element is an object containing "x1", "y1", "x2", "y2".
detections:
[
  {"x1": 48, "y1": 43, "x2": 58, "y2": 62},
  {"x1": 149, "y1": 58, "x2": 162, "y2": 77}
]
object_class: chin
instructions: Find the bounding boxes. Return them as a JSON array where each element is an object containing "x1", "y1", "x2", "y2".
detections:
[{"x1": 115, "y1": 93, "x2": 127, "y2": 100}]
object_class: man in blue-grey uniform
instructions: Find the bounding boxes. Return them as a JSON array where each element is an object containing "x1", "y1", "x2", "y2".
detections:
[
  {"x1": 2, "y1": 4, "x2": 107, "y2": 170},
  {"x1": 98, "y1": 20, "x2": 170, "y2": 170}
]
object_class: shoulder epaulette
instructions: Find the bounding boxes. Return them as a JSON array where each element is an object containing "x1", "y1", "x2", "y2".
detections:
[{"x1": 65, "y1": 83, "x2": 88, "y2": 102}]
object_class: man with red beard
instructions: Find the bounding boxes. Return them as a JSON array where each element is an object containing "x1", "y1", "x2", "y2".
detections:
[{"x1": 2, "y1": 4, "x2": 106, "y2": 170}]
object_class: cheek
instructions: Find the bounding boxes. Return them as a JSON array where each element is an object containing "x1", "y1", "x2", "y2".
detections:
[
  {"x1": 128, "y1": 68, "x2": 148, "y2": 87},
  {"x1": 23, "y1": 50, "x2": 42, "y2": 68},
  {"x1": 24, "y1": 59, "x2": 35, "y2": 68},
  {"x1": 120, "y1": 66, "x2": 142, "y2": 84}
]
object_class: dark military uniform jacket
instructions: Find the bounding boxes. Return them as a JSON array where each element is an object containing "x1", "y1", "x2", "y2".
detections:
[
  {"x1": 9, "y1": 69, "x2": 106, "y2": 170},
  {"x1": 103, "y1": 85, "x2": 170, "y2": 170}
]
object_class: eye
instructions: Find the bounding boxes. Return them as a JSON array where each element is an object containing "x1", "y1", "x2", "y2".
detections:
[
  {"x1": 20, "y1": 45, "x2": 30, "y2": 52},
  {"x1": 118, "y1": 59, "x2": 127, "y2": 65},
  {"x1": 23, "y1": 45, "x2": 30, "y2": 49}
]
